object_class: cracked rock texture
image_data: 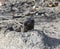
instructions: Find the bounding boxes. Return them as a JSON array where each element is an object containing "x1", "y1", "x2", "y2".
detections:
[{"x1": 0, "y1": 0, "x2": 60, "y2": 49}]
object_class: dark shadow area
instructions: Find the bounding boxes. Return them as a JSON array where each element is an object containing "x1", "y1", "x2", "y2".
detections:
[
  {"x1": 42, "y1": 31, "x2": 60, "y2": 49},
  {"x1": 33, "y1": 29, "x2": 60, "y2": 49}
]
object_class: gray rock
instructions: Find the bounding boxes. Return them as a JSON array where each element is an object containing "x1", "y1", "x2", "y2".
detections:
[
  {"x1": 12, "y1": 23, "x2": 21, "y2": 32},
  {"x1": 21, "y1": 30, "x2": 45, "y2": 49}
]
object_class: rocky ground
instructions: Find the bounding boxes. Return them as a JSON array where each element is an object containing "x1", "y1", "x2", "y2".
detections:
[{"x1": 0, "y1": 0, "x2": 60, "y2": 49}]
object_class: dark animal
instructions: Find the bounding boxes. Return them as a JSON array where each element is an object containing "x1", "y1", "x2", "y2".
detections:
[{"x1": 24, "y1": 18, "x2": 34, "y2": 32}]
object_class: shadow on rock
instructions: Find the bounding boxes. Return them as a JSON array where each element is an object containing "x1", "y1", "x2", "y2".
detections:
[{"x1": 42, "y1": 31, "x2": 60, "y2": 49}]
